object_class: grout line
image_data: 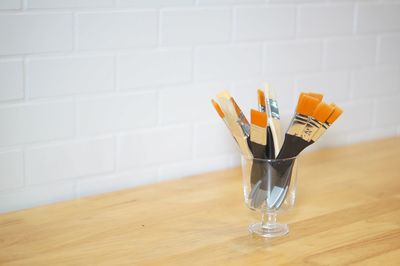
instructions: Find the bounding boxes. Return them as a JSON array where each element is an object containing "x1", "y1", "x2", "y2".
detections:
[
  {"x1": 22, "y1": 56, "x2": 29, "y2": 101},
  {"x1": 157, "y1": 8, "x2": 162, "y2": 47},
  {"x1": 113, "y1": 135, "x2": 118, "y2": 174},
  {"x1": 73, "y1": 12, "x2": 78, "y2": 51},
  {"x1": 294, "y1": 4, "x2": 300, "y2": 37},
  {"x1": 114, "y1": 52, "x2": 119, "y2": 91},
  {"x1": 375, "y1": 35, "x2": 381, "y2": 65},
  {"x1": 22, "y1": 145, "x2": 27, "y2": 188},
  {"x1": 155, "y1": 90, "x2": 161, "y2": 126},
  {"x1": 191, "y1": 124, "x2": 197, "y2": 160},
  {"x1": 352, "y1": 2, "x2": 358, "y2": 35},
  {"x1": 231, "y1": 6, "x2": 236, "y2": 43},
  {"x1": 72, "y1": 96, "x2": 78, "y2": 137},
  {"x1": 21, "y1": 0, "x2": 27, "y2": 10}
]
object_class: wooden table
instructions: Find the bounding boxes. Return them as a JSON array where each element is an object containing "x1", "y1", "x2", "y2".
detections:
[{"x1": 1, "y1": 137, "x2": 400, "y2": 265}]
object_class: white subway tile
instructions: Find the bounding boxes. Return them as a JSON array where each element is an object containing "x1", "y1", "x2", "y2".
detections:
[
  {"x1": 28, "y1": 55, "x2": 114, "y2": 98},
  {"x1": 118, "y1": 126, "x2": 193, "y2": 170},
  {"x1": 76, "y1": 93, "x2": 157, "y2": 136},
  {"x1": 374, "y1": 96, "x2": 400, "y2": 127},
  {"x1": 268, "y1": 0, "x2": 325, "y2": 2},
  {"x1": 158, "y1": 82, "x2": 230, "y2": 124},
  {"x1": 0, "y1": 59, "x2": 23, "y2": 101},
  {"x1": 0, "y1": 102, "x2": 74, "y2": 146},
  {"x1": 324, "y1": 37, "x2": 376, "y2": 69},
  {"x1": 161, "y1": 8, "x2": 231, "y2": 45},
  {"x1": 0, "y1": 181, "x2": 76, "y2": 213},
  {"x1": 119, "y1": 0, "x2": 194, "y2": 7},
  {"x1": 0, "y1": 0, "x2": 21, "y2": 9},
  {"x1": 0, "y1": 150, "x2": 24, "y2": 191},
  {"x1": 195, "y1": 44, "x2": 262, "y2": 81},
  {"x1": 357, "y1": 3, "x2": 400, "y2": 33},
  {"x1": 347, "y1": 126, "x2": 397, "y2": 144},
  {"x1": 264, "y1": 41, "x2": 322, "y2": 74},
  {"x1": 26, "y1": 138, "x2": 114, "y2": 184},
  {"x1": 351, "y1": 66, "x2": 399, "y2": 98},
  {"x1": 158, "y1": 154, "x2": 236, "y2": 182},
  {"x1": 0, "y1": 14, "x2": 72, "y2": 55},
  {"x1": 28, "y1": 0, "x2": 114, "y2": 8},
  {"x1": 334, "y1": 100, "x2": 373, "y2": 132},
  {"x1": 199, "y1": 0, "x2": 263, "y2": 4},
  {"x1": 77, "y1": 11, "x2": 158, "y2": 50},
  {"x1": 298, "y1": 4, "x2": 353, "y2": 37},
  {"x1": 379, "y1": 34, "x2": 400, "y2": 64},
  {"x1": 194, "y1": 122, "x2": 237, "y2": 158},
  {"x1": 235, "y1": 6, "x2": 296, "y2": 41},
  {"x1": 295, "y1": 71, "x2": 350, "y2": 101},
  {"x1": 118, "y1": 49, "x2": 192, "y2": 90},
  {"x1": 77, "y1": 168, "x2": 157, "y2": 197}
]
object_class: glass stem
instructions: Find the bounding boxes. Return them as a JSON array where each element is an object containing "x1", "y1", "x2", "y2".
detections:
[{"x1": 261, "y1": 209, "x2": 277, "y2": 228}]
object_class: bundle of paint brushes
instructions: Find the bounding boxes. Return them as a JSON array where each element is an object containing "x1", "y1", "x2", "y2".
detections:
[{"x1": 211, "y1": 87, "x2": 343, "y2": 208}]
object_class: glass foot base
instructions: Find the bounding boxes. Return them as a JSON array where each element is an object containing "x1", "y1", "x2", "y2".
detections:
[{"x1": 248, "y1": 222, "x2": 289, "y2": 238}]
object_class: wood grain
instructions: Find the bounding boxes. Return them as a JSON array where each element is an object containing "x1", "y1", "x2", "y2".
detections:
[{"x1": 1, "y1": 137, "x2": 400, "y2": 265}]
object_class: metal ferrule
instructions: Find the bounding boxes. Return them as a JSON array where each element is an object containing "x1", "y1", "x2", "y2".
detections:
[
  {"x1": 301, "y1": 118, "x2": 322, "y2": 142},
  {"x1": 237, "y1": 115, "x2": 250, "y2": 137},
  {"x1": 269, "y1": 99, "x2": 280, "y2": 120},
  {"x1": 286, "y1": 114, "x2": 308, "y2": 137},
  {"x1": 311, "y1": 121, "x2": 331, "y2": 142}
]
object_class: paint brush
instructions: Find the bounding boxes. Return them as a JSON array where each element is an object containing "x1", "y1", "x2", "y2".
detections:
[
  {"x1": 214, "y1": 92, "x2": 253, "y2": 158},
  {"x1": 250, "y1": 109, "x2": 267, "y2": 159},
  {"x1": 277, "y1": 94, "x2": 320, "y2": 159},
  {"x1": 265, "y1": 84, "x2": 283, "y2": 158},
  {"x1": 257, "y1": 89, "x2": 266, "y2": 112},
  {"x1": 310, "y1": 104, "x2": 343, "y2": 143},
  {"x1": 258, "y1": 88, "x2": 275, "y2": 158},
  {"x1": 300, "y1": 101, "x2": 335, "y2": 142},
  {"x1": 273, "y1": 101, "x2": 343, "y2": 209},
  {"x1": 231, "y1": 97, "x2": 250, "y2": 137},
  {"x1": 249, "y1": 109, "x2": 268, "y2": 208},
  {"x1": 308, "y1": 92, "x2": 323, "y2": 102}
]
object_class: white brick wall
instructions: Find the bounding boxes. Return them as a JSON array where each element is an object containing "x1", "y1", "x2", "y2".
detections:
[
  {"x1": 118, "y1": 49, "x2": 192, "y2": 89},
  {"x1": 1, "y1": 0, "x2": 400, "y2": 213},
  {"x1": 28, "y1": 55, "x2": 115, "y2": 98},
  {"x1": 0, "y1": 13, "x2": 73, "y2": 55},
  {"x1": 0, "y1": 59, "x2": 24, "y2": 101}
]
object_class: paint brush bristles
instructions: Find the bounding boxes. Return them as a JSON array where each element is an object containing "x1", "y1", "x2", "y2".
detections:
[
  {"x1": 215, "y1": 92, "x2": 253, "y2": 158},
  {"x1": 211, "y1": 99, "x2": 225, "y2": 119},
  {"x1": 301, "y1": 102, "x2": 334, "y2": 141},
  {"x1": 308, "y1": 92, "x2": 323, "y2": 102},
  {"x1": 311, "y1": 105, "x2": 343, "y2": 143},
  {"x1": 326, "y1": 105, "x2": 343, "y2": 125},
  {"x1": 313, "y1": 102, "x2": 335, "y2": 123},
  {"x1": 231, "y1": 97, "x2": 250, "y2": 137},
  {"x1": 249, "y1": 109, "x2": 268, "y2": 207},
  {"x1": 250, "y1": 109, "x2": 267, "y2": 148},
  {"x1": 257, "y1": 89, "x2": 266, "y2": 112},
  {"x1": 285, "y1": 94, "x2": 319, "y2": 139},
  {"x1": 296, "y1": 94, "x2": 320, "y2": 117}
]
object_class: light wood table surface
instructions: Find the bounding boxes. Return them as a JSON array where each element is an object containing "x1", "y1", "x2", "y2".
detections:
[{"x1": 1, "y1": 137, "x2": 400, "y2": 265}]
